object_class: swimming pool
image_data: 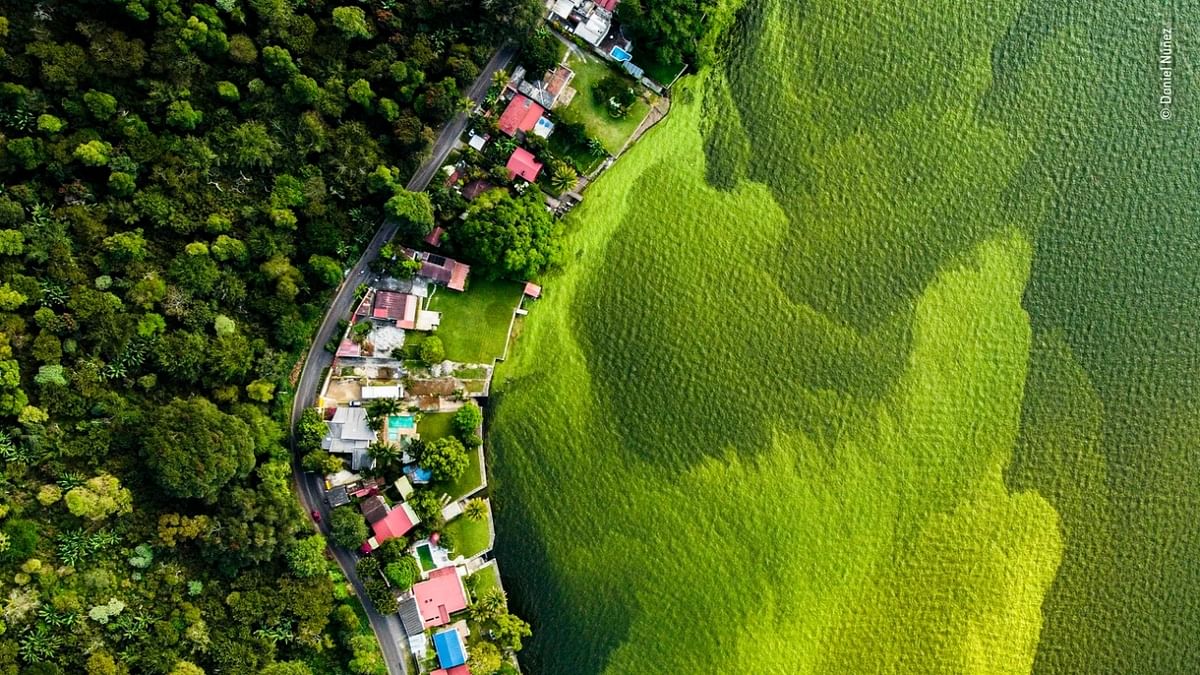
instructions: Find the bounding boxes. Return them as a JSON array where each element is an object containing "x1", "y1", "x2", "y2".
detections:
[
  {"x1": 416, "y1": 543, "x2": 436, "y2": 572},
  {"x1": 387, "y1": 415, "x2": 415, "y2": 441},
  {"x1": 610, "y1": 46, "x2": 632, "y2": 62}
]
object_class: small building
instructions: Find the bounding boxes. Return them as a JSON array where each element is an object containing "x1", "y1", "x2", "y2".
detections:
[
  {"x1": 404, "y1": 249, "x2": 470, "y2": 292},
  {"x1": 322, "y1": 407, "x2": 377, "y2": 471},
  {"x1": 430, "y1": 667, "x2": 470, "y2": 675},
  {"x1": 506, "y1": 147, "x2": 543, "y2": 182},
  {"x1": 360, "y1": 495, "x2": 390, "y2": 524},
  {"x1": 532, "y1": 116, "x2": 555, "y2": 139},
  {"x1": 394, "y1": 475, "x2": 415, "y2": 499},
  {"x1": 544, "y1": 65, "x2": 576, "y2": 108},
  {"x1": 326, "y1": 484, "x2": 351, "y2": 508},
  {"x1": 433, "y1": 628, "x2": 468, "y2": 670},
  {"x1": 397, "y1": 594, "x2": 425, "y2": 637},
  {"x1": 523, "y1": 282, "x2": 542, "y2": 299},
  {"x1": 425, "y1": 226, "x2": 446, "y2": 248},
  {"x1": 335, "y1": 339, "x2": 362, "y2": 358},
  {"x1": 550, "y1": 0, "x2": 575, "y2": 20},
  {"x1": 371, "y1": 502, "x2": 421, "y2": 544},
  {"x1": 413, "y1": 567, "x2": 469, "y2": 628},
  {"x1": 461, "y1": 180, "x2": 494, "y2": 202},
  {"x1": 497, "y1": 94, "x2": 545, "y2": 137},
  {"x1": 467, "y1": 134, "x2": 488, "y2": 152},
  {"x1": 574, "y1": 11, "x2": 611, "y2": 47},
  {"x1": 361, "y1": 384, "x2": 402, "y2": 399}
]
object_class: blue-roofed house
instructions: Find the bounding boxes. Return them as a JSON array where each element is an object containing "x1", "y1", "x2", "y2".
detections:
[{"x1": 433, "y1": 628, "x2": 467, "y2": 669}]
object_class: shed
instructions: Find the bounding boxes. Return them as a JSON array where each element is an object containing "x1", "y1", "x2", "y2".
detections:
[{"x1": 361, "y1": 384, "x2": 402, "y2": 399}]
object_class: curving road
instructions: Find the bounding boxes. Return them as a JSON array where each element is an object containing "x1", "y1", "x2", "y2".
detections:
[{"x1": 289, "y1": 43, "x2": 516, "y2": 675}]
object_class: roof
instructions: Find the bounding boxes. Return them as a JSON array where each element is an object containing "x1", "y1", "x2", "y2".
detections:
[
  {"x1": 394, "y1": 475, "x2": 414, "y2": 498},
  {"x1": 413, "y1": 567, "x2": 469, "y2": 628},
  {"x1": 506, "y1": 147, "x2": 543, "y2": 182},
  {"x1": 372, "y1": 502, "x2": 420, "y2": 542},
  {"x1": 406, "y1": 250, "x2": 470, "y2": 292},
  {"x1": 497, "y1": 95, "x2": 545, "y2": 136},
  {"x1": 523, "y1": 282, "x2": 542, "y2": 298},
  {"x1": 462, "y1": 180, "x2": 493, "y2": 201},
  {"x1": 574, "y1": 12, "x2": 611, "y2": 46},
  {"x1": 336, "y1": 339, "x2": 362, "y2": 357},
  {"x1": 398, "y1": 595, "x2": 425, "y2": 637},
  {"x1": 433, "y1": 629, "x2": 467, "y2": 668},
  {"x1": 532, "y1": 116, "x2": 555, "y2": 139},
  {"x1": 430, "y1": 667, "x2": 470, "y2": 675},
  {"x1": 468, "y1": 134, "x2": 487, "y2": 151},
  {"x1": 327, "y1": 484, "x2": 350, "y2": 507},
  {"x1": 595, "y1": 0, "x2": 618, "y2": 10},
  {"x1": 360, "y1": 495, "x2": 389, "y2": 524},
  {"x1": 545, "y1": 66, "x2": 575, "y2": 102},
  {"x1": 373, "y1": 291, "x2": 420, "y2": 329},
  {"x1": 361, "y1": 384, "x2": 402, "y2": 399},
  {"x1": 425, "y1": 226, "x2": 445, "y2": 248},
  {"x1": 550, "y1": 0, "x2": 574, "y2": 19}
]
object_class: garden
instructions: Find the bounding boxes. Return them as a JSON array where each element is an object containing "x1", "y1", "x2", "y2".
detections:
[
  {"x1": 427, "y1": 279, "x2": 525, "y2": 364},
  {"x1": 560, "y1": 54, "x2": 654, "y2": 154}
]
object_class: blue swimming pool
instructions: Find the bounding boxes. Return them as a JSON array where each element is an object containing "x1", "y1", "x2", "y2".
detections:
[
  {"x1": 388, "y1": 415, "x2": 415, "y2": 430},
  {"x1": 610, "y1": 46, "x2": 632, "y2": 62}
]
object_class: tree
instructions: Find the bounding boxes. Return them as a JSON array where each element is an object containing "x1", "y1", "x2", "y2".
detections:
[
  {"x1": 592, "y1": 75, "x2": 636, "y2": 117},
  {"x1": 332, "y1": 7, "x2": 373, "y2": 40},
  {"x1": 363, "y1": 578, "x2": 397, "y2": 613},
  {"x1": 246, "y1": 379, "x2": 275, "y2": 402},
  {"x1": 64, "y1": 474, "x2": 133, "y2": 521},
  {"x1": 492, "y1": 611, "x2": 532, "y2": 652},
  {"x1": 420, "y1": 336, "x2": 445, "y2": 365},
  {"x1": 0, "y1": 519, "x2": 38, "y2": 562},
  {"x1": 453, "y1": 402, "x2": 482, "y2": 440},
  {"x1": 384, "y1": 189, "x2": 434, "y2": 238},
  {"x1": 347, "y1": 79, "x2": 374, "y2": 108},
  {"x1": 301, "y1": 450, "x2": 343, "y2": 475},
  {"x1": 143, "y1": 397, "x2": 256, "y2": 500},
  {"x1": 329, "y1": 508, "x2": 367, "y2": 549},
  {"x1": 421, "y1": 436, "x2": 468, "y2": 482},
  {"x1": 286, "y1": 536, "x2": 328, "y2": 577},
  {"x1": 457, "y1": 189, "x2": 565, "y2": 279},
  {"x1": 367, "y1": 441, "x2": 401, "y2": 469},
  {"x1": 74, "y1": 140, "x2": 113, "y2": 166},
  {"x1": 616, "y1": 0, "x2": 720, "y2": 66},
  {"x1": 468, "y1": 641, "x2": 502, "y2": 675},
  {"x1": 464, "y1": 498, "x2": 488, "y2": 522},
  {"x1": 549, "y1": 159, "x2": 578, "y2": 192},
  {"x1": 383, "y1": 558, "x2": 418, "y2": 590},
  {"x1": 169, "y1": 662, "x2": 206, "y2": 675},
  {"x1": 166, "y1": 101, "x2": 203, "y2": 130},
  {"x1": 297, "y1": 408, "x2": 328, "y2": 451},
  {"x1": 520, "y1": 28, "x2": 560, "y2": 76},
  {"x1": 86, "y1": 652, "x2": 119, "y2": 675},
  {"x1": 260, "y1": 662, "x2": 314, "y2": 675}
]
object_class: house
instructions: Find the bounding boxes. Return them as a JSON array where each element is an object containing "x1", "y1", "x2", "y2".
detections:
[
  {"x1": 424, "y1": 226, "x2": 446, "y2": 248},
  {"x1": 430, "y1": 667, "x2": 469, "y2": 675},
  {"x1": 394, "y1": 475, "x2": 415, "y2": 499},
  {"x1": 367, "y1": 502, "x2": 421, "y2": 549},
  {"x1": 326, "y1": 484, "x2": 350, "y2": 508},
  {"x1": 361, "y1": 384, "x2": 402, "y2": 399},
  {"x1": 335, "y1": 339, "x2": 362, "y2": 358},
  {"x1": 523, "y1": 282, "x2": 542, "y2": 299},
  {"x1": 397, "y1": 595, "x2": 425, "y2": 637},
  {"x1": 372, "y1": 290, "x2": 440, "y2": 331},
  {"x1": 360, "y1": 495, "x2": 390, "y2": 524},
  {"x1": 544, "y1": 66, "x2": 576, "y2": 108},
  {"x1": 574, "y1": 10, "x2": 611, "y2": 47},
  {"x1": 321, "y1": 407, "x2": 377, "y2": 471},
  {"x1": 461, "y1": 180, "x2": 493, "y2": 202},
  {"x1": 497, "y1": 95, "x2": 545, "y2": 136},
  {"x1": 467, "y1": 133, "x2": 488, "y2": 152},
  {"x1": 433, "y1": 628, "x2": 468, "y2": 670},
  {"x1": 413, "y1": 567, "x2": 469, "y2": 628},
  {"x1": 404, "y1": 249, "x2": 470, "y2": 292},
  {"x1": 506, "y1": 147, "x2": 543, "y2": 182},
  {"x1": 532, "y1": 116, "x2": 555, "y2": 139}
]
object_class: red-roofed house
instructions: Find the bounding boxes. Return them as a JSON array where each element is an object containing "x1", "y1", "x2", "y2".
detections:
[
  {"x1": 497, "y1": 95, "x2": 545, "y2": 136},
  {"x1": 424, "y1": 226, "x2": 445, "y2": 248},
  {"x1": 413, "y1": 567, "x2": 469, "y2": 628},
  {"x1": 430, "y1": 666, "x2": 471, "y2": 675},
  {"x1": 523, "y1": 282, "x2": 542, "y2": 298},
  {"x1": 403, "y1": 249, "x2": 471, "y2": 292},
  {"x1": 506, "y1": 147, "x2": 543, "y2": 182},
  {"x1": 595, "y1": 0, "x2": 619, "y2": 10},
  {"x1": 371, "y1": 503, "x2": 420, "y2": 543},
  {"x1": 373, "y1": 290, "x2": 419, "y2": 329}
]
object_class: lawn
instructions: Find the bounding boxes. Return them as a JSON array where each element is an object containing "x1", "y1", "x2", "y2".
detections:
[
  {"x1": 417, "y1": 411, "x2": 454, "y2": 441},
  {"x1": 443, "y1": 512, "x2": 491, "y2": 559},
  {"x1": 561, "y1": 54, "x2": 651, "y2": 155},
  {"x1": 468, "y1": 562, "x2": 501, "y2": 600},
  {"x1": 548, "y1": 131, "x2": 604, "y2": 174},
  {"x1": 427, "y1": 279, "x2": 524, "y2": 363}
]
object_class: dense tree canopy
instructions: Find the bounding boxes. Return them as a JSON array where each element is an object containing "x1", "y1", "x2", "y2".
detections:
[
  {"x1": 453, "y1": 188, "x2": 565, "y2": 280},
  {"x1": 0, "y1": 0, "x2": 544, "y2": 671},
  {"x1": 616, "y1": 0, "x2": 721, "y2": 67}
]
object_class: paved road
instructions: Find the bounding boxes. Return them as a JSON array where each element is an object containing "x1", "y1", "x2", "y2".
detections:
[
  {"x1": 288, "y1": 43, "x2": 517, "y2": 675},
  {"x1": 407, "y1": 43, "x2": 519, "y2": 191}
]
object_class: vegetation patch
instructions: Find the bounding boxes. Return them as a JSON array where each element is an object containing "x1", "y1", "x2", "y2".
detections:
[{"x1": 428, "y1": 279, "x2": 524, "y2": 363}]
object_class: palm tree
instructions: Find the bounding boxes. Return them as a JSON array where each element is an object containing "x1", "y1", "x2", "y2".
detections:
[
  {"x1": 464, "y1": 498, "x2": 488, "y2": 522},
  {"x1": 491, "y1": 69, "x2": 510, "y2": 91},
  {"x1": 469, "y1": 588, "x2": 506, "y2": 622},
  {"x1": 549, "y1": 160, "x2": 578, "y2": 193},
  {"x1": 368, "y1": 441, "x2": 401, "y2": 469},
  {"x1": 365, "y1": 398, "x2": 402, "y2": 427}
]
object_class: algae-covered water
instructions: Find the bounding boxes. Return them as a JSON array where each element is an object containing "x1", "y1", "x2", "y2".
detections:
[{"x1": 490, "y1": 0, "x2": 1200, "y2": 672}]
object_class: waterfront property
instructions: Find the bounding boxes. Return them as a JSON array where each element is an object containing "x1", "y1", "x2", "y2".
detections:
[{"x1": 414, "y1": 567, "x2": 470, "y2": 628}]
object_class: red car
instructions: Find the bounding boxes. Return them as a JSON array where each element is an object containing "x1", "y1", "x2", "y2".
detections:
[{"x1": 311, "y1": 510, "x2": 322, "y2": 523}]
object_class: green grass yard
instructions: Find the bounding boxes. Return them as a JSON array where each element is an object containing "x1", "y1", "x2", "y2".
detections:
[
  {"x1": 419, "y1": 411, "x2": 484, "y2": 500},
  {"x1": 562, "y1": 54, "x2": 652, "y2": 155},
  {"x1": 443, "y1": 512, "x2": 491, "y2": 559},
  {"x1": 416, "y1": 411, "x2": 454, "y2": 441},
  {"x1": 468, "y1": 563, "x2": 501, "y2": 600},
  {"x1": 428, "y1": 279, "x2": 524, "y2": 363}
]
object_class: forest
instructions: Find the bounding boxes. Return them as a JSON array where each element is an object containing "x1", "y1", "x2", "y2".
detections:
[{"x1": 0, "y1": 0, "x2": 540, "y2": 673}]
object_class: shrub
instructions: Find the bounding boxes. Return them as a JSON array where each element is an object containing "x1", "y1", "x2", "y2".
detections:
[{"x1": 383, "y1": 558, "x2": 419, "y2": 590}]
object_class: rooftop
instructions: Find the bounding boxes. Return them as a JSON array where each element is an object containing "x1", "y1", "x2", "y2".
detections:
[
  {"x1": 433, "y1": 628, "x2": 467, "y2": 669},
  {"x1": 371, "y1": 502, "x2": 420, "y2": 542},
  {"x1": 430, "y1": 667, "x2": 470, "y2": 675},
  {"x1": 425, "y1": 226, "x2": 446, "y2": 248},
  {"x1": 507, "y1": 147, "x2": 543, "y2": 182},
  {"x1": 497, "y1": 95, "x2": 545, "y2": 136},
  {"x1": 360, "y1": 495, "x2": 389, "y2": 524},
  {"x1": 413, "y1": 567, "x2": 469, "y2": 628},
  {"x1": 523, "y1": 282, "x2": 542, "y2": 298},
  {"x1": 373, "y1": 290, "x2": 420, "y2": 329}
]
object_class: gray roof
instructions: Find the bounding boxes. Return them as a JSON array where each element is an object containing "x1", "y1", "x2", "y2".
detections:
[
  {"x1": 397, "y1": 595, "x2": 425, "y2": 637},
  {"x1": 327, "y1": 485, "x2": 350, "y2": 508}
]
